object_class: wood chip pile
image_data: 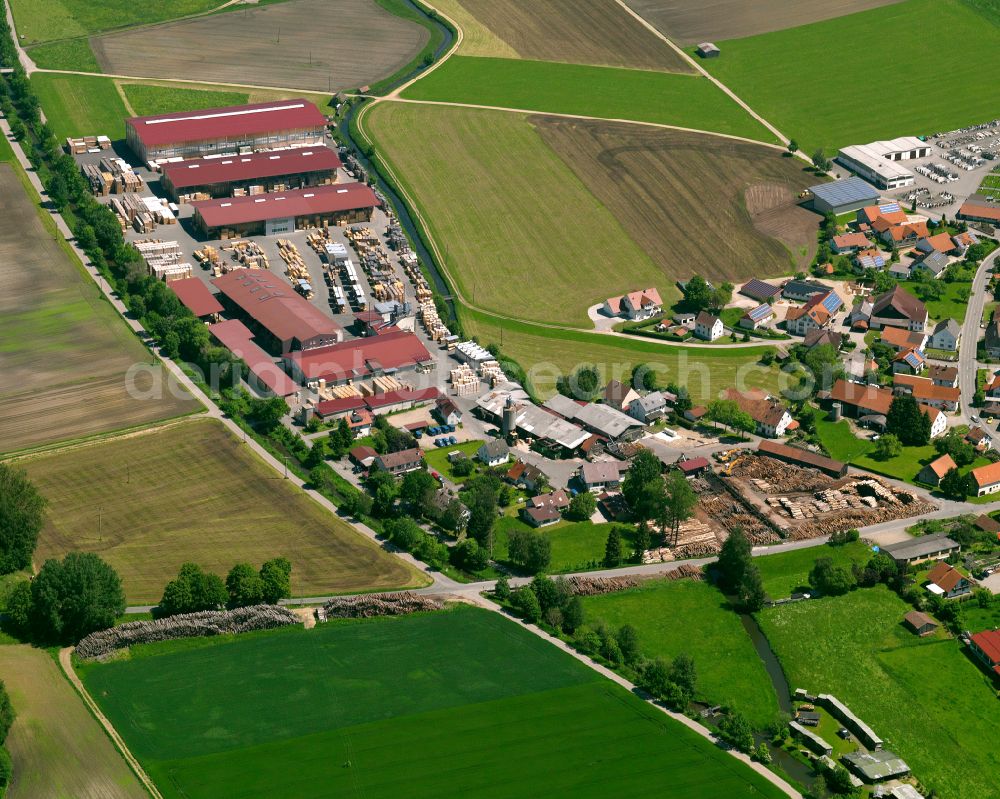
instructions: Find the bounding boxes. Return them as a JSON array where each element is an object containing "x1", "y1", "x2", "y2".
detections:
[
  {"x1": 76, "y1": 605, "x2": 299, "y2": 659},
  {"x1": 320, "y1": 592, "x2": 444, "y2": 619}
]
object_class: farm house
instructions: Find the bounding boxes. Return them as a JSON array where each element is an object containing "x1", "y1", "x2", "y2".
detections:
[
  {"x1": 125, "y1": 98, "x2": 327, "y2": 163},
  {"x1": 191, "y1": 182, "x2": 379, "y2": 238},
  {"x1": 160, "y1": 147, "x2": 342, "y2": 201}
]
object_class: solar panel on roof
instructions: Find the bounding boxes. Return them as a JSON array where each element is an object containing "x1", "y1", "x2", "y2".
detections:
[{"x1": 809, "y1": 176, "x2": 878, "y2": 205}]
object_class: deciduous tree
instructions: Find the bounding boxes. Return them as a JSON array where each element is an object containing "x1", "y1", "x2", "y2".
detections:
[{"x1": 0, "y1": 464, "x2": 46, "y2": 575}]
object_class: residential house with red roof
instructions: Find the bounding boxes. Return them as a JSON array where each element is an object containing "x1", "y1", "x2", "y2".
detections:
[
  {"x1": 602, "y1": 287, "x2": 663, "y2": 320},
  {"x1": 969, "y1": 629, "x2": 1000, "y2": 678}
]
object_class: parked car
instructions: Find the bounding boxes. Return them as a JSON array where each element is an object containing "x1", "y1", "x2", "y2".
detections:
[
  {"x1": 413, "y1": 430, "x2": 423, "y2": 439},
  {"x1": 448, "y1": 436, "x2": 457, "y2": 445}
]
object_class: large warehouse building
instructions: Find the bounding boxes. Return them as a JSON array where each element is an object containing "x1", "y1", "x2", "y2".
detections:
[
  {"x1": 191, "y1": 182, "x2": 379, "y2": 238},
  {"x1": 160, "y1": 147, "x2": 342, "y2": 201},
  {"x1": 809, "y1": 176, "x2": 879, "y2": 215},
  {"x1": 125, "y1": 99, "x2": 327, "y2": 163},
  {"x1": 837, "y1": 137, "x2": 930, "y2": 190},
  {"x1": 283, "y1": 329, "x2": 434, "y2": 385},
  {"x1": 212, "y1": 269, "x2": 343, "y2": 352}
]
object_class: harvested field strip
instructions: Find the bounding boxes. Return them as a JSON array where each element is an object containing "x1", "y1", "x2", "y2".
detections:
[
  {"x1": 23, "y1": 418, "x2": 425, "y2": 602},
  {"x1": 699, "y1": 0, "x2": 1000, "y2": 154},
  {"x1": 0, "y1": 163, "x2": 198, "y2": 453},
  {"x1": 580, "y1": 578, "x2": 780, "y2": 728},
  {"x1": 533, "y1": 117, "x2": 820, "y2": 282},
  {"x1": 759, "y1": 587, "x2": 1000, "y2": 798},
  {"x1": 401, "y1": 56, "x2": 776, "y2": 143},
  {"x1": 80, "y1": 607, "x2": 789, "y2": 799},
  {"x1": 623, "y1": 0, "x2": 906, "y2": 45},
  {"x1": 0, "y1": 645, "x2": 147, "y2": 799},
  {"x1": 429, "y1": 0, "x2": 518, "y2": 58},
  {"x1": 460, "y1": 306, "x2": 785, "y2": 403},
  {"x1": 30, "y1": 72, "x2": 129, "y2": 140},
  {"x1": 91, "y1": 0, "x2": 430, "y2": 93},
  {"x1": 364, "y1": 102, "x2": 665, "y2": 325},
  {"x1": 430, "y1": 0, "x2": 693, "y2": 72}
]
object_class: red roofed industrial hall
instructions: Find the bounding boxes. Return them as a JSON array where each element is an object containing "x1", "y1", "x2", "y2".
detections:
[
  {"x1": 125, "y1": 99, "x2": 327, "y2": 163},
  {"x1": 160, "y1": 147, "x2": 342, "y2": 201},
  {"x1": 284, "y1": 329, "x2": 433, "y2": 385},
  {"x1": 192, "y1": 182, "x2": 379, "y2": 238},
  {"x1": 208, "y1": 319, "x2": 299, "y2": 398},
  {"x1": 212, "y1": 269, "x2": 343, "y2": 352},
  {"x1": 169, "y1": 277, "x2": 223, "y2": 319}
]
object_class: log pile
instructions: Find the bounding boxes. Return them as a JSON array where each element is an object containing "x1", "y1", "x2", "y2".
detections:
[
  {"x1": 699, "y1": 491, "x2": 779, "y2": 545},
  {"x1": 731, "y1": 456, "x2": 832, "y2": 493},
  {"x1": 321, "y1": 592, "x2": 444, "y2": 619},
  {"x1": 564, "y1": 575, "x2": 643, "y2": 596},
  {"x1": 76, "y1": 605, "x2": 299, "y2": 660}
]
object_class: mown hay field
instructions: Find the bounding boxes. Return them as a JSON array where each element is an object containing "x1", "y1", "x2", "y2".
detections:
[
  {"x1": 0, "y1": 645, "x2": 147, "y2": 799},
  {"x1": 430, "y1": 0, "x2": 693, "y2": 72},
  {"x1": 759, "y1": 587, "x2": 1000, "y2": 799},
  {"x1": 0, "y1": 164, "x2": 198, "y2": 453},
  {"x1": 79, "y1": 607, "x2": 789, "y2": 799},
  {"x1": 460, "y1": 307, "x2": 786, "y2": 403},
  {"x1": 121, "y1": 83, "x2": 249, "y2": 117},
  {"x1": 534, "y1": 117, "x2": 820, "y2": 282},
  {"x1": 624, "y1": 0, "x2": 905, "y2": 44},
  {"x1": 402, "y1": 56, "x2": 775, "y2": 143},
  {"x1": 699, "y1": 0, "x2": 1000, "y2": 154},
  {"x1": 91, "y1": 0, "x2": 428, "y2": 92},
  {"x1": 21, "y1": 418, "x2": 425, "y2": 602},
  {"x1": 580, "y1": 578, "x2": 779, "y2": 728}
]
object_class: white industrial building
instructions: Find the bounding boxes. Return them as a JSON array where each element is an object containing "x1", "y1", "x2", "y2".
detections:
[{"x1": 837, "y1": 137, "x2": 931, "y2": 189}]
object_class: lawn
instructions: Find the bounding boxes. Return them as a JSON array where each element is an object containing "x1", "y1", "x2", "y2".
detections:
[
  {"x1": 915, "y1": 279, "x2": 973, "y2": 324},
  {"x1": 78, "y1": 606, "x2": 788, "y2": 799},
  {"x1": 753, "y1": 540, "x2": 872, "y2": 599},
  {"x1": 402, "y1": 56, "x2": 776, "y2": 143},
  {"x1": 121, "y1": 83, "x2": 249, "y2": 117},
  {"x1": 22, "y1": 418, "x2": 425, "y2": 603},
  {"x1": 29, "y1": 73, "x2": 128, "y2": 140},
  {"x1": 0, "y1": 645, "x2": 147, "y2": 798},
  {"x1": 10, "y1": 0, "x2": 243, "y2": 43},
  {"x1": 493, "y1": 516, "x2": 629, "y2": 573},
  {"x1": 461, "y1": 305, "x2": 784, "y2": 402},
  {"x1": 422, "y1": 439, "x2": 483, "y2": 482},
  {"x1": 759, "y1": 587, "x2": 1000, "y2": 798},
  {"x1": 699, "y1": 0, "x2": 1000, "y2": 155},
  {"x1": 580, "y1": 578, "x2": 780, "y2": 729}
]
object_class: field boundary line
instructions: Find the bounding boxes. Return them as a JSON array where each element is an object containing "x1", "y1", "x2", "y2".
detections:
[
  {"x1": 464, "y1": 595, "x2": 803, "y2": 798},
  {"x1": 58, "y1": 647, "x2": 164, "y2": 799},
  {"x1": 609, "y1": 0, "x2": 801, "y2": 156},
  {"x1": 112, "y1": 79, "x2": 136, "y2": 116},
  {"x1": 387, "y1": 0, "x2": 464, "y2": 99},
  {"x1": 31, "y1": 67, "x2": 337, "y2": 95}
]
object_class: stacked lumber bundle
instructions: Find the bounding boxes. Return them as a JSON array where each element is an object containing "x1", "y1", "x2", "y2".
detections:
[
  {"x1": 450, "y1": 364, "x2": 479, "y2": 396},
  {"x1": 419, "y1": 300, "x2": 450, "y2": 342},
  {"x1": 321, "y1": 592, "x2": 444, "y2": 619},
  {"x1": 363, "y1": 375, "x2": 404, "y2": 395},
  {"x1": 81, "y1": 163, "x2": 112, "y2": 196},
  {"x1": 66, "y1": 134, "x2": 110, "y2": 154},
  {"x1": 223, "y1": 239, "x2": 269, "y2": 269},
  {"x1": 99, "y1": 156, "x2": 142, "y2": 194},
  {"x1": 479, "y1": 360, "x2": 507, "y2": 386},
  {"x1": 133, "y1": 239, "x2": 192, "y2": 281},
  {"x1": 194, "y1": 245, "x2": 220, "y2": 269},
  {"x1": 277, "y1": 239, "x2": 310, "y2": 282},
  {"x1": 76, "y1": 605, "x2": 299, "y2": 659}
]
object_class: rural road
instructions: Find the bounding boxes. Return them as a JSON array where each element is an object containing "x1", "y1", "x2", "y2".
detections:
[{"x1": 957, "y1": 249, "x2": 1000, "y2": 427}]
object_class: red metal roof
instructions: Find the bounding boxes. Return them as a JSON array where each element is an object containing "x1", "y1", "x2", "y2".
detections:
[
  {"x1": 193, "y1": 182, "x2": 378, "y2": 228},
  {"x1": 365, "y1": 387, "x2": 439, "y2": 410},
  {"x1": 127, "y1": 99, "x2": 326, "y2": 147},
  {"x1": 212, "y1": 270, "x2": 342, "y2": 347},
  {"x1": 161, "y1": 146, "x2": 342, "y2": 190},
  {"x1": 316, "y1": 395, "x2": 366, "y2": 417},
  {"x1": 285, "y1": 329, "x2": 433, "y2": 382},
  {"x1": 971, "y1": 629, "x2": 1000, "y2": 665},
  {"x1": 169, "y1": 277, "x2": 224, "y2": 317},
  {"x1": 208, "y1": 319, "x2": 298, "y2": 397},
  {"x1": 678, "y1": 457, "x2": 710, "y2": 473}
]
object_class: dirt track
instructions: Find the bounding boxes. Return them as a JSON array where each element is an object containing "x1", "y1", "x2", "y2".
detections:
[
  {"x1": 624, "y1": 0, "x2": 906, "y2": 44},
  {"x1": 531, "y1": 117, "x2": 819, "y2": 286},
  {"x1": 452, "y1": 0, "x2": 693, "y2": 72},
  {"x1": 91, "y1": 0, "x2": 429, "y2": 92}
]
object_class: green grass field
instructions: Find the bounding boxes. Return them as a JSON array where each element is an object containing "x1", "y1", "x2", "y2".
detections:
[
  {"x1": 79, "y1": 607, "x2": 788, "y2": 799},
  {"x1": 580, "y1": 579, "x2": 779, "y2": 728},
  {"x1": 23, "y1": 418, "x2": 425, "y2": 602},
  {"x1": 493, "y1": 516, "x2": 627, "y2": 573},
  {"x1": 421, "y1": 439, "x2": 483, "y2": 483},
  {"x1": 462, "y1": 306, "x2": 784, "y2": 402},
  {"x1": 30, "y1": 73, "x2": 128, "y2": 140},
  {"x1": 753, "y1": 541, "x2": 872, "y2": 599},
  {"x1": 122, "y1": 83, "x2": 249, "y2": 117},
  {"x1": 11, "y1": 0, "x2": 244, "y2": 43},
  {"x1": 700, "y1": 0, "x2": 1000, "y2": 154},
  {"x1": 918, "y1": 279, "x2": 973, "y2": 324},
  {"x1": 402, "y1": 56, "x2": 776, "y2": 143},
  {"x1": 364, "y1": 102, "x2": 666, "y2": 326},
  {"x1": 25, "y1": 37, "x2": 101, "y2": 71},
  {"x1": 759, "y1": 587, "x2": 1000, "y2": 798}
]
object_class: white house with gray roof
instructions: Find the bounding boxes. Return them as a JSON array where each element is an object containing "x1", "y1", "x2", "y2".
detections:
[{"x1": 928, "y1": 318, "x2": 960, "y2": 351}]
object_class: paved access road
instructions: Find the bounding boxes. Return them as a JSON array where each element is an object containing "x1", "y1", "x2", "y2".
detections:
[{"x1": 958, "y1": 248, "x2": 1000, "y2": 427}]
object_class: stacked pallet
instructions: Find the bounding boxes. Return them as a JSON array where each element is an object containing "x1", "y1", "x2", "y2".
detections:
[
  {"x1": 223, "y1": 240, "x2": 269, "y2": 269},
  {"x1": 371, "y1": 279, "x2": 405, "y2": 303},
  {"x1": 66, "y1": 134, "x2": 111, "y2": 154},
  {"x1": 194, "y1": 245, "x2": 220, "y2": 269},
  {"x1": 479, "y1": 360, "x2": 507, "y2": 386},
  {"x1": 99, "y1": 157, "x2": 142, "y2": 194},
  {"x1": 450, "y1": 364, "x2": 479, "y2": 396},
  {"x1": 133, "y1": 239, "x2": 192, "y2": 281},
  {"x1": 420, "y1": 300, "x2": 451, "y2": 343}
]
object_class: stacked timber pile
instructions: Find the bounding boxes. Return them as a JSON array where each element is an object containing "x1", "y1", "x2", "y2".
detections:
[
  {"x1": 479, "y1": 360, "x2": 507, "y2": 386},
  {"x1": 731, "y1": 456, "x2": 831, "y2": 493},
  {"x1": 194, "y1": 245, "x2": 220, "y2": 269},
  {"x1": 698, "y1": 486, "x2": 779, "y2": 546},
  {"x1": 224, "y1": 240, "x2": 269, "y2": 270},
  {"x1": 564, "y1": 575, "x2": 643, "y2": 596},
  {"x1": 450, "y1": 364, "x2": 479, "y2": 396},
  {"x1": 321, "y1": 592, "x2": 443, "y2": 619},
  {"x1": 133, "y1": 239, "x2": 191, "y2": 281},
  {"x1": 277, "y1": 239, "x2": 309, "y2": 280},
  {"x1": 82, "y1": 163, "x2": 112, "y2": 196},
  {"x1": 66, "y1": 134, "x2": 111, "y2": 154},
  {"x1": 76, "y1": 605, "x2": 299, "y2": 659},
  {"x1": 671, "y1": 518, "x2": 721, "y2": 558}
]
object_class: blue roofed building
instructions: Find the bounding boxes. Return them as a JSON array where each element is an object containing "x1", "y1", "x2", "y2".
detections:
[{"x1": 809, "y1": 176, "x2": 879, "y2": 215}]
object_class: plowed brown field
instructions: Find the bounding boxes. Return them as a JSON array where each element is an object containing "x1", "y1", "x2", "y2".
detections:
[
  {"x1": 532, "y1": 117, "x2": 820, "y2": 285},
  {"x1": 91, "y1": 0, "x2": 428, "y2": 92},
  {"x1": 444, "y1": 0, "x2": 693, "y2": 72},
  {"x1": 625, "y1": 0, "x2": 905, "y2": 44}
]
